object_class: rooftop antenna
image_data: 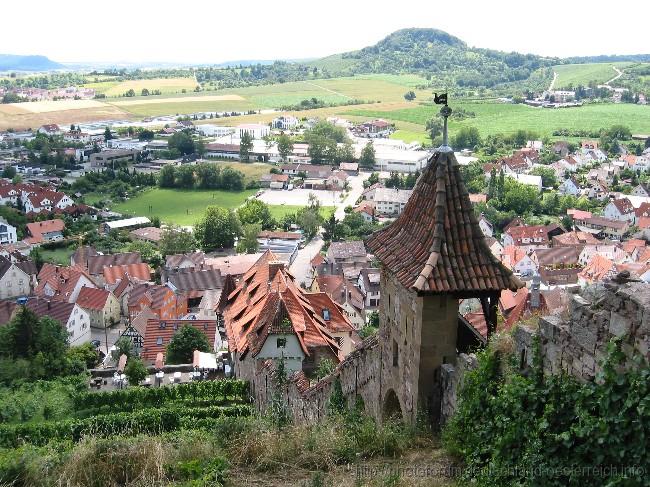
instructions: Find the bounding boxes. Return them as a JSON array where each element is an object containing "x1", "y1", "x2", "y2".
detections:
[{"x1": 434, "y1": 92, "x2": 452, "y2": 153}]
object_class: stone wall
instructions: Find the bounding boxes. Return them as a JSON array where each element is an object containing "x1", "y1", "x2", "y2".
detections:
[{"x1": 440, "y1": 281, "x2": 650, "y2": 425}]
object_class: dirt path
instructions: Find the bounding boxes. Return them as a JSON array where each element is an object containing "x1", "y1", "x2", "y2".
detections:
[
  {"x1": 605, "y1": 66, "x2": 624, "y2": 86},
  {"x1": 303, "y1": 81, "x2": 352, "y2": 99},
  {"x1": 548, "y1": 71, "x2": 558, "y2": 91}
]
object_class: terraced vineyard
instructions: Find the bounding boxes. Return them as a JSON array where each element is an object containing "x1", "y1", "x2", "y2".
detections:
[{"x1": 0, "y1": 379, "x2": 251, "y2": 448}]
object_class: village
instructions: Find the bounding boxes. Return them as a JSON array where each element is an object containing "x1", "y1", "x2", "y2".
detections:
[{"x1": 0, "y1": 104, "x2": 649, "y2": 381}]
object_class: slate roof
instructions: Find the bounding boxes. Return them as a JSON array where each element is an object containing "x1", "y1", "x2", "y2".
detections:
[
  {"x1": 25, "y1": 297, "x2": 76, "y2": 325},
  {"x1": 165, "y1": 252, "x2": 205, "y2": 270},
  {"x1": 328, "y1": 241, "x2": 367, "y2": 260},
  {"x1": 366, "y1": 151, "x2": 521, "y2": 294},
  {"x1": 167, "y1": 268, "x2": 223, "y2": 292},
  {"x1": 534, "y1": 247, "x2": 580, "y2": 267},
  {"x1": 87, "y1": 252, "x2": 142, "y2": 276}
]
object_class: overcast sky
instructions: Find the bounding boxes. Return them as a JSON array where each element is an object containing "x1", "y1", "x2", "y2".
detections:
[{"x1": 2, "y1": 0, "x2": 648, "y2": 64}]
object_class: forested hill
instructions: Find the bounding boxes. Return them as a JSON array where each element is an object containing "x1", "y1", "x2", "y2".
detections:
[
  {"x1": 0, "y1": 54, "x2": 63, "y2": 71},
  {"x1": 311, "y1": 28, "x2": 559, "y2": 88}
]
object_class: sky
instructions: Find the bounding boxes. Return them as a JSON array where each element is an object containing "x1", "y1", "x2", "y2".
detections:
[{"x1": 2, "y1": 0, "x2": 648, "y2": 64}]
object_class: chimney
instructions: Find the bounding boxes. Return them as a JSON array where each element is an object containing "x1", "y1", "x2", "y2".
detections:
[
  {"x1": 47, "y1": 301, "x2": 51, "y2": 310},
  {"x1": 530, "y1": 274, "x2": 541, "y2": 309},
  {"x1": 268, "y1": 261, "x2": 285, "y2": 281}
]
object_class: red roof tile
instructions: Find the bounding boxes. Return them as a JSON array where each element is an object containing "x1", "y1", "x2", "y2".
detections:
[
  {"x1": 141, "y1": 318, "x2": 218, "y2": 362},
  {"x1": 76, "y1": 286, "x2": 111, "y2": 310},
  {"x1": 103, "y1": 263, "x2": 152, "y2": 284},
  {"x1": 365, "y1": 151, "x2": 521, "y2": 294}
]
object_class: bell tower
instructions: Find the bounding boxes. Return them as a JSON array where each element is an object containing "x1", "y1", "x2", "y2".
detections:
[{"x1": 366, "y1": 98, "x2": 522, "y2": 424}]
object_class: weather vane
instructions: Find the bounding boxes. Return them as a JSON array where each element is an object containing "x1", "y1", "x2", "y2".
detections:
[{"x1": 434, "y1": 92, "x2": 452, "y2": 153}]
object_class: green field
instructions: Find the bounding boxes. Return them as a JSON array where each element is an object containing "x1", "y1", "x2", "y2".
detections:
[
  {"x1": 83, "y1": 77, "x2": 199, "y2": 97},
  {"x1": 40, "y1": 246, "x2": 74, "y2": 265},
  {"x1": 113, "y1": 188, "x2": 256, "y2": 225},
  {"x1": 268, "y1": 204, "x2": 334, "y2": 220},
  {"x1": 553, "y1": 63, "x2": 630, "y2": 88},
  {"x1": 345, "y1": 101, "x2": 650, "y2": 139}
]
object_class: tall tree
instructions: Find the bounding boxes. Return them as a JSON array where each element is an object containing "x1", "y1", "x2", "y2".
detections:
[
  {"x1": 237, "y1": 199, "x2": 274, "y2": 229},
  {"x1": 240, "y1": 132, "x2": 253, "y2": 162},
  {"x1": 237, "y1": 223, "x2": 261, "y2": 254},
  {"x1": 159, "y1": 165, "x2": 176, "y2": 188},
  {"x1": 166, "y1": 326, "x2": 210, "y2": 364},
  {"x1": 194, "y1": 206, "x2": 241, "y2": 250},
  {"x1": 277, "y1": 134, "x2": 294, "y2": 161},
  {"x1": 159, "y1": 225, "x2": 196, "y2": 256},
  {"x1": 103, "y1": 126, "x2": 113, "y2": 142},
  {"x1": 359, "y1": 141, "x2": 376, "y2": 169}
]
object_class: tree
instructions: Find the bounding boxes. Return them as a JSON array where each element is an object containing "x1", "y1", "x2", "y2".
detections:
[
  {"x1": 2, "y1": 166, "x2": 16, "y2": 179},
  {"x1": 530, "y1": 166, "x2": 558, "y2": 188},
  {"x1": 168, "y1": 131, "x2": 195, "y2": 156},
  {"x1": 159, "y1": 225, "x2": 196, "y2": 256},
  {"x1": 500, "y1": 178, "x2": 540, "y2": 215},
  {"x1": 124, "y1": 357, "x2": 149, "y2": 385},
  {"x1": 141, "y1": 88, "x2": 150, "y2": 96},
  {"x1": 195, "y1": 163, "x2": 221, "y2": 189},
  {"x1": 138, "y1": 129, "x2": 155, "y2": 141},
  {"x1": 166, "y1": 325, "x2": 210, "y2": 364},
  {"x1": 359, "y1": 141, "x2": 376, "y2": 169},
  {"x1": 322, "y1": 211, "x2": 341, "y2": 242},
  {"x1": 426, "y1": 117, "x2": 443, "y2": 141},
  {"x1": 159, "y1": 164, "x2": 176, "y2": 188},
  {"x1": 125, "y1": 240, "x2": 162, "y2": 267},
  {"x1": 237, "y1": 199, "x2": 274, "y2": 229},
  {"x1": 111, "y1": 336, "x2": 134, "y2": 362},
  {"x1": 194, "y1": 206, "x2": 241, "y2": 250},
  {"x1": 220, "y1": 166, "x2": 244, "y2": 190},
  {"x1": 404, "y1": 90, "x2": 416, "y2": 101},
  {"x1": 175, "y1": 165, "x2": 195, "y2": 188},
  {"x1": 240, "y1": 132, "x2": 253, "y2": 162},
  {"x1": 277, "y1": 134, "x2": 294, "y2": 161},
  {"x1": 453, "y1": 127, "x2": 481, "y2": 149},
  {"x1": 103, "y1": 126, "x2": 113, "y2": 142},
  {"x1": 66, "y1": 343, "x2": 99, "y2": 370},
  {"x1": 237, "y1": 223, "x2": 261, "y2": 254}
]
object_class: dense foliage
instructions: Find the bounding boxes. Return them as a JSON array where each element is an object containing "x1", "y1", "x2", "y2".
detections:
[
  {"x1": 443, "y1": 338, "x2": 649, "y2": 486},
  {"x1": 158, "y1": 163, "x2": 245, "y2": 191}
]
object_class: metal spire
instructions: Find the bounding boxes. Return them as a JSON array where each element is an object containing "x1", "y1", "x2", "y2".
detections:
[{"x1": 433, "y1": 92, "x2": 453, "y2": 153}]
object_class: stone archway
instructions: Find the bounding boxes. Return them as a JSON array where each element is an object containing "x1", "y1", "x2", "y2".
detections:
[{"x1": 383, "y1": 389, "x2": 403, "y2": 422}]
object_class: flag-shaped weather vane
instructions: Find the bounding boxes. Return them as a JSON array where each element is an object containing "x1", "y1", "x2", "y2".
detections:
[{"x1": 434, "y1": 92, "x2": 452, "y2": 153}]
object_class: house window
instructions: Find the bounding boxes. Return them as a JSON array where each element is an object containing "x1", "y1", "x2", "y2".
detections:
[
  {"x1": 322, "y1": 308, "x2": 330, "y2": 321},
  {"x1": 276, "y1": 338, "x2": 287, "y2": 348},
  {"x1": 392, "y1": 339, "x2": 398, "y2": 367},
  {"x1": 160, "y1": 322, "x2": 166, "y2": 329},
  {"x1": 334, "y1": 336, "x2": 342, "y2": 347},
  {"x1": 156, "y1": 337, "x2": 163, "y2": 345}
]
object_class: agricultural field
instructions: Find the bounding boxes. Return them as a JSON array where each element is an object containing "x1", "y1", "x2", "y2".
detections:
[
  {"x1": 346, "y1": 101, "x2": 650, "y2": 139},
  {"x1": 268, "y1": 204, "x2": 333, "y2": 220},
  {"x1": 113, "y1": 188, "x2": 256, "y2": 225},
  {"x1": 552, "y1": 62, "x2": 631, "y2": 88},
  {"x1": 83, "y1": 77, "x2": 199, "y2": 97}
]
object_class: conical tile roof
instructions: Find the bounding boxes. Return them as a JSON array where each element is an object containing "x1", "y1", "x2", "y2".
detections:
[{"x1": 366, "y1": 150, "x2": 522, "y2": 294}]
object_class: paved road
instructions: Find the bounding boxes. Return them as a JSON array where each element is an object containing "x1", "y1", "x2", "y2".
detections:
[
  {"x1": 336, "y1": 171, "x2": 370, "y2": 220},
  {"x1": 289, "y1": 235, "x2": 324, "y2": 287}
]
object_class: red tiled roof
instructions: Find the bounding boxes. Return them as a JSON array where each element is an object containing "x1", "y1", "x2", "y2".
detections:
[
  {"x1": 25, "y1": 219, "x2": 65, "y2": 244},
  {"x1": 141, "y1": 318, "x2": 218, "y2": 362},
  {"x1": 223, "y1": 251, "x2": 348, "y2": 359},
  {"x1": 622, "y1": 239, "x2": 646, "y2": 255},
  {"x1": 104, "y1": 263, "x2": 152, "y2": 284},
  {"x1": 35, "y1": 263, "x2": 96, "y2": 301},
  {"x1": 611, "y1": 198, "x2": 634, "y2": 215},
  {"x1": 635, "y1": 202, "x2": 650, "y2": 219},
  {"x1": 88, "y1": 252, "x2": 142, "y2": 275},
  {"x1": 258, "y1": 231, "x2": 302, "y2": 240},
  {"x1": 579, "y1": 254, "x2": 615, "y2": 282},
  {"x1": 76, "y1": 286, "x2": 111, "y2": 310},
  {"x1": 366, "y1": 151, "x2": 521, "y2": 294}
]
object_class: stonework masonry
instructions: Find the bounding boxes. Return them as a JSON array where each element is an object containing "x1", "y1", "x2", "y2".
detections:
[{"x1": 441, "y1": 281, "x2": 650, "y2": 425}]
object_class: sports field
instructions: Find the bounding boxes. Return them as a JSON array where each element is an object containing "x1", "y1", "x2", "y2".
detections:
[
  {"x1": 113, "y1": 188, "x2": 256, "y2": 225},
  {"x1": 267, "y1": 204, "x2": 333, "y2": 220}
]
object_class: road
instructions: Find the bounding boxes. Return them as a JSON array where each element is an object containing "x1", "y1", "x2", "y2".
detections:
[
  {"x1": 335, "y1": 171, "x2": 369, "y2": 220},
  {"x1": 289, "y1": 235, "x2": 324, "y2": 287}
]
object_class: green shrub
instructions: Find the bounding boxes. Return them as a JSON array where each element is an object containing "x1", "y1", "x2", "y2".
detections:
[{"x1": 443, "y1": 339, "x2": 650, "y2": 486}]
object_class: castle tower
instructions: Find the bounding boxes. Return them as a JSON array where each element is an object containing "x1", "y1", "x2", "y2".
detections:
[{"x1": 366, "y1": 146, "x2": 521, "y2": 424}]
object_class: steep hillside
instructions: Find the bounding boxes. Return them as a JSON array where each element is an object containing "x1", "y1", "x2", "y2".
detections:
[
  {"x1": 311, "y1": 28, "x2": 558, "y2": 88},
  {"x1": 0, "y1": 54, "x2": 63, "y2": 71}
]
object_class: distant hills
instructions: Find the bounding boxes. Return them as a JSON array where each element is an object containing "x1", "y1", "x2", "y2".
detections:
[{"x1": 0, "y1": 54, "x2": 63, "y2": 72}]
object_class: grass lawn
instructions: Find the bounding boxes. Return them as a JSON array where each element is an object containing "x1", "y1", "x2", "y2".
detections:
[
  {"x1": 40, "y1": 246, "x2": 74, "y2": 266},
  {"x1": 553, "y1": 63, "x2": 631, "y2": 88},
  {"x1": 213, "y1": 161, "x2": 272, "y2": 185},
  {"x1": 113, "y1": 188, "x2": 256, "y2": 225},
  {"x1": 268, "y1": 205, "x2": 334, "y2": 220},
  {"x1": 345, "y1": 100, "x2": 650, "y2": 139}
]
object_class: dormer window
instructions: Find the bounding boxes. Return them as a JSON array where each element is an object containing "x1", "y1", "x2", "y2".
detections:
[
  {"x1": 276, "y1": 338, "x2": 287, "y2": 348},
  {"x1": 322, "y1": 308, "x2": 330, "y2": 321},
  {"x1": 159, "y1": 322, "x2": 166, "y2": 329},
  {"x1": 156, "y1": 337, "x2": 163, "y2": 345}
]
